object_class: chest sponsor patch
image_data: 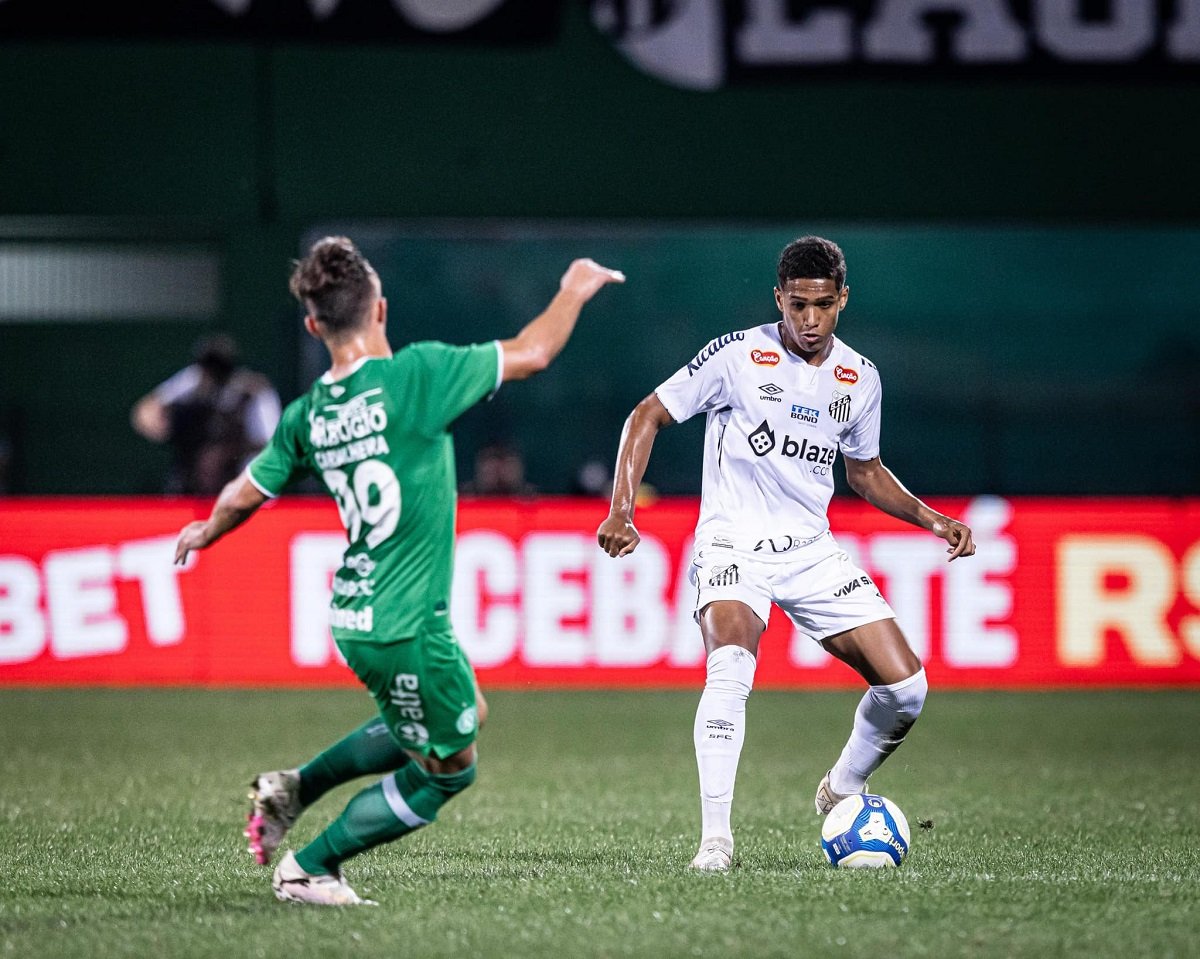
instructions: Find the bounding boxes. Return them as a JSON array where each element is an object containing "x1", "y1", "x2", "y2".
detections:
[
  {"x1": 751, "y1": 349, "x2": 780, "y2": 366},
  {"x1": 790, "y1": 404, "x2": 819, "y2": 424},
  {"x1": 834, "y1": 365, "x2": 859, "y2": 384}
]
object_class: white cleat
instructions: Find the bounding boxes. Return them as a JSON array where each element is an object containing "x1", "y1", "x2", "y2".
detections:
[
  {"x1": 814, "y1": 770, "x2": 866, "y2": 816},
  {"x1": 245, "y1": 769, "x2": 303, "y2": 866},
  {"x1": 272, "y1": 851, "x2": 377, "y2": 907},
  {"x1": 689, "y1": 836, "x2": 734, "y2": 872}
]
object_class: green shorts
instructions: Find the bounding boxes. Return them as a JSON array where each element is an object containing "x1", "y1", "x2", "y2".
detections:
[{"x1": 337, "y1": 626, "x2": 479, "y2": 760}]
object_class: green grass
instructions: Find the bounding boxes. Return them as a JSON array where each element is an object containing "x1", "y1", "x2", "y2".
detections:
[{"x1": 1, "y1": 689, "x2": 1198, "y2": 959}]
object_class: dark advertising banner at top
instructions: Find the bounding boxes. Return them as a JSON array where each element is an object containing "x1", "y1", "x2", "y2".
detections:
[
  {"x1": 0, "y1": 1, "x2": 1195, "y2": 82},
  {"x1": 590, "y1": 0, "x2": 1200, "y2": 88},
  {"x1": 0, "y1": 0, "x2": 562, "y2": 44}
]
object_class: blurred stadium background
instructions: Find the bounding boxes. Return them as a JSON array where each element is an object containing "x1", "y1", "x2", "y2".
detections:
[{"x1": 1, "y1": 5, "x2": 1199, "y2": 955}]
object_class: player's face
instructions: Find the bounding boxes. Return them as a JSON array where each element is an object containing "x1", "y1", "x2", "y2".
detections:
[{"x1": 774, "y1": 277, "x2": 848, "y2": 361}]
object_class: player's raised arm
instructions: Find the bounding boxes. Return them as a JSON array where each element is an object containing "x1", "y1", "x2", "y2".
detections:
[
  {"x1": 842, "y1": 455, "x2": 975, "y2": 561},
  {"x1": 597, "y1": 393, "x2": 675, "y2": 558},
  {"x1": 499, "y1": 258, "x2": 624, "y2": 382},
  {"x1": 174, "y1": 470, "x2": 268, "y2": 565}
]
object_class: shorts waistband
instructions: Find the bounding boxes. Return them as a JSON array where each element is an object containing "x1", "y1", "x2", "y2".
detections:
[{"x1": 751, "y1": 531, "x2": 829, "y2": 554}]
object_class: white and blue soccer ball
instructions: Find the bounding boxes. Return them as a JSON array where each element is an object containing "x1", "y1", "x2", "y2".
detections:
[{"x1": 820, "y1": 794, "x2": 911, "y2": 868}]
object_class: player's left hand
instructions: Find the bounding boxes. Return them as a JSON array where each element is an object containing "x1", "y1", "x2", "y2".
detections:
[
  {"x1": 931, "y1": 516, "x2": 974, "y2": 561},
  {"x1": 174, "y1": 521, "x2": 211, "y2": 566}
]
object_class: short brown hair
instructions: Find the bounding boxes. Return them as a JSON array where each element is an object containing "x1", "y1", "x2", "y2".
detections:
[
  {"x1": 777, "y1": 236, "x2": 847, "y2": 289},
  {"x1": 289, "y1": 236, "x2": 377, "y2": 334}
]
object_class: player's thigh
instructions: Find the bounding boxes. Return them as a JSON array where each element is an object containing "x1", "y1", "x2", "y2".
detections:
[
  {"x1": 690, "y1": 552, "x2": 771, "y2": 655},
  {"x1": 821, "y1": 618, "x2": 921, "y2": 686},
  {"x1": 773, "y1": 545, "x2": 909, "y2": 682},
  {"x1": 337, "y1": 631, "x2": 481, "y2": 761},
  {"x1": 698, "y1": 600, "x2": 767, "y2": 656}
]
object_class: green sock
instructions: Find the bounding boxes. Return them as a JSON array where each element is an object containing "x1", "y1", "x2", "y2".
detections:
[
  {"x1": 294, "y1": 763, "x2": 477, "y2": 876},
  {"x1": 298, "y1": 719, "x2": 411, "y2": 807}
]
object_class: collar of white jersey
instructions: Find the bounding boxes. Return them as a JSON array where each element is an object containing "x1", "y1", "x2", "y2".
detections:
[{"x1": 773, "y1": 324, "x2": 844, "y2": 366}]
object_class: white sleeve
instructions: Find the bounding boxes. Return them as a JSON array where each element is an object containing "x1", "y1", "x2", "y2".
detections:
[
  {"x1": 839, "y1": 371, "x2": 882, "y2": 461},
  {"x1": 152, "y1": 365, "x2": 202, "y2": 405},
  {"x1": 653, "y1": 336, "x2": 738, "y2": 424}
]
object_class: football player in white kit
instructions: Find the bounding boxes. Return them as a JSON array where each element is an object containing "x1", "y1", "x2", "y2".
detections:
[{"x1": 596, "y1": 236, "x2": 975, "y2": 871}]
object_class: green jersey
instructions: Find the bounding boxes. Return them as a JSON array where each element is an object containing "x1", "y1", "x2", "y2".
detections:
[{"x1": 248, "y1": 340, "x2": 502, "y2": 642}]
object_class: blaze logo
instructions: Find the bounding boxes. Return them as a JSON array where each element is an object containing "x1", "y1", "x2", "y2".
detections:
[
  {"x1": 751, "y1": 349, "x2": 780, "y2": 366},
  {"x1": 834, "y1": 365, "x2": 859, "y2": 384}
]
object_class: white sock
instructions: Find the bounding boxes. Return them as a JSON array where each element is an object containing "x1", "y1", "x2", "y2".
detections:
[
  {"x1": 693, "y1": 645, "x2": 757, "y2": 842},
  {"x1": 829, "y1": 668, "x2": 928, "y2": 796}
]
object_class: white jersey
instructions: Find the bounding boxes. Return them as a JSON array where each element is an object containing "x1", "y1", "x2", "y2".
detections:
[{"x1": 655, "y1": 324, "x2": 882, "y2": 553}]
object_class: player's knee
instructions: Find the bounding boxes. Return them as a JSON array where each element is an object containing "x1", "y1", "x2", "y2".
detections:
[
  {"x1": 430, "y1": 763, "x2": 476, "y2": 800},
  {"x1": 704, "y1": 644, "x2": 757, "y2": 700},
  {"x1": 887, "y1": 667, "x2": 928, "y2": 723}
]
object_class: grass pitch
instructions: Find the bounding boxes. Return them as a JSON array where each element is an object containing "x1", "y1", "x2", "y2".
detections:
[{"x1": 1, "y1": 687, "x2": 1197, "y2": 959}]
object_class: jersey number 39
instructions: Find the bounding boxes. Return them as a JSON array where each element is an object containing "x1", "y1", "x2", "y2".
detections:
[{"x1": 323, "y1": 461, "x2": 401, "y2": 548}]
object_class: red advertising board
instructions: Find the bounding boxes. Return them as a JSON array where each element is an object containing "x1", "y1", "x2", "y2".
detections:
[{"x1": 1, "y1": 496, "x2": 1198, "y2": 688}]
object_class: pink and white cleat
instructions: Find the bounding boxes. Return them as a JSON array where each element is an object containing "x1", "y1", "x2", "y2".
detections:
[{"x1": 245, "y1": 769, "x2": 302, "y2": 866}]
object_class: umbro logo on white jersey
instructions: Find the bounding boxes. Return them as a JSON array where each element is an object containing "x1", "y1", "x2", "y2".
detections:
[{"x1": 759, "y1": 383, "x2": 784, "y2": 403}]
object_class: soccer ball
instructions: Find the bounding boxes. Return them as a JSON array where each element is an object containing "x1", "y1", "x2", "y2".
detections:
[{"x1": 819, "y1": 793, "x2": 911, "y2": 868}]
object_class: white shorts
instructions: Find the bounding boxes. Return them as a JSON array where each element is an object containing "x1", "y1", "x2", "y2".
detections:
[{"x1": 688, "y1": 531, "x2": 895, "y2": 643}]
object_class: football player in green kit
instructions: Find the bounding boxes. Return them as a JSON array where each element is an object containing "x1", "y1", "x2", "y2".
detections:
[{"x1": 174, "y1": 236, "x2": 624, "y2": 905}]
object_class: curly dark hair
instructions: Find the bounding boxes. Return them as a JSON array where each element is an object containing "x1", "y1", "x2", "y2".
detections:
[
  {"x1": 777, "y1": 236, "x2": 847, "y2": 290},
  {"x1": 288, "y1": 236, "x2": 378, "y2": 334}
]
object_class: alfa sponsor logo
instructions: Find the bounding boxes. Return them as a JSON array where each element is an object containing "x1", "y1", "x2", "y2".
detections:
[
  {"x1": 751, "y1": 349, "x2": 780, "y2": 366},
  {"x1": 791, "y1": 404, "x2": 819, "y2": 424},
  {"x1": 834, "y1": 365, "x2": 859, "y2": 385},
  {"x1": 388, "y1": 673, "x2": 424, "y2": 720},
  {"x1": 829, "y1": 390, "x2": 852, "y2": 424},
  {"x1": 686, "y1": 331, "x2": 745, "y2": 376}
]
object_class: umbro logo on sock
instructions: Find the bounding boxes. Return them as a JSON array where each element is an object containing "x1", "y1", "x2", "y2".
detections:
[{"x1": 706, "y1": 719, "x2": 734, "y2": 729}]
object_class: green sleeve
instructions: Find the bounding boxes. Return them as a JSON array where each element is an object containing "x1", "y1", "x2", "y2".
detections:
[
  {"x1": 246, "y1": 397, "x2": 308, "y2": 497},
  {"x1": 406, "y1": 340, "x2": 502, "y2": 435}
]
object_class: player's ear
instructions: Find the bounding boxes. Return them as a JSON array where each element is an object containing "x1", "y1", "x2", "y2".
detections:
[
  {"x1": 303, "y1": 315, "x2": 321, "y2": 340},
  {"x1": 376, "y1": 296, "x2": 387, "y2": 327},
  {"x1": 774, "y1": 286, "x2": 785, "y2": 313},
  {"x1": 839, "y1": 284, "x2": 849, "y2": 309}
]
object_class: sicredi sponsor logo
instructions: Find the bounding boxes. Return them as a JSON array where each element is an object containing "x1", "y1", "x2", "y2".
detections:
[
  {"x1": 834, "y1": 365, "x2": 858, "y2": 385},
  {"x1": 751, "y1": 349, "x2": 780, "y2": 366},
  {"x1": 686, "y1": 332, "x2": 745, "y2": 376},
  {"x1": 791, "y1": 404, "x2": 819, "y2": 424}
]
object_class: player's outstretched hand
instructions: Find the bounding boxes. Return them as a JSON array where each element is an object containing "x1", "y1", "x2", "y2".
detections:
[
  {"x1": 931, "y1": 516, "x2": 975, "y2": 561},
  {"x1": 560, "y1": 258, "x2": 625, "y2": 300},
  {"x1": 597, "y1": 513, "x2": 641, "y2": 558},
  {"x1": 174, "y1": 521, "x2": 210, "y2": 566}
]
